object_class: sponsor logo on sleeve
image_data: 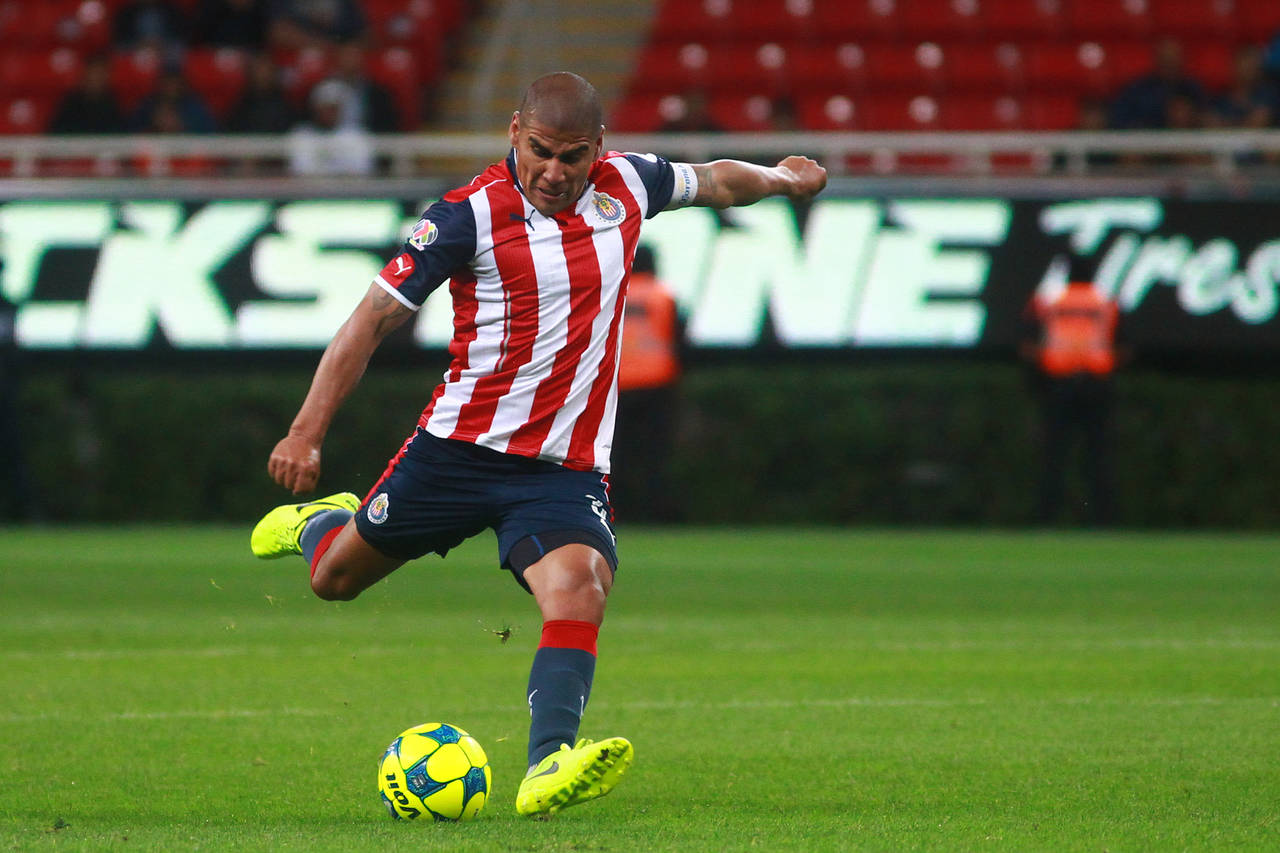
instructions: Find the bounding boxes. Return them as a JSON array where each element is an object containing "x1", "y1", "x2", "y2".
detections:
[{"x1": 409, "y1": 217, "x2": 439, "y2": 248}]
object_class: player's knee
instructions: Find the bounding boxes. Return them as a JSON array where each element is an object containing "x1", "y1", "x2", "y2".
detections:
[{"x1": 310, "y1": 565, "x2": 363, "y2": 601}]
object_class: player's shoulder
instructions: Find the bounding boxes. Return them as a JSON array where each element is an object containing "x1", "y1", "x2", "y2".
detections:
[
  {"x1": 442, "y1": 160, "x2": 514, "y2": 204},
  {"x1": 600, "y1": 150, "x2": 672, "y2": 171}
]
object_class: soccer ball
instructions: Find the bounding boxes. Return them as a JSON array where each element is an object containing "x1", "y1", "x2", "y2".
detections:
[{"x1": 377, "y1": 722, "x2": 491, "y2": 821}]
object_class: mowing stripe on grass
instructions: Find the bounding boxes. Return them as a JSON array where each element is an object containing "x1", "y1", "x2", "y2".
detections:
[{"x1": 2, "y1": 694, "x2": 1275, "y2": 725}]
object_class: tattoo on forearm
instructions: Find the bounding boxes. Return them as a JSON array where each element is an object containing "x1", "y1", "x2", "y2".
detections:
[{"x1": 693, "y1": 164, "x2": 718, "y2": 205}]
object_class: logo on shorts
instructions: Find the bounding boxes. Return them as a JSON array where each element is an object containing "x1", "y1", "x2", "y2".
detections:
[
  {"x1": 586, "y1": 494, "x2": 615, "y2": 545},
  {"x1": 409, "y1": 217, "x2": 438, "y2": 248},
  {"x1": 368, "y1": 492, "x2": 390, "y2": 525},
  {"x1": 591, "y1": 192, "x2": 625, "y2": 226}
]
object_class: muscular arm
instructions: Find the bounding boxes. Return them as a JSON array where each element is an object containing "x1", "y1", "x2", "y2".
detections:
[
  {"x1": 268, "y1": 284, "x2": 414, "y2": 494},
  {"x1": 690, "y1": 155, "x2": 827, "y2": 209}
]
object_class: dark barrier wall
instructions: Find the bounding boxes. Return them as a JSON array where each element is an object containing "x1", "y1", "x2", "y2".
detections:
[{"x1": 13, "y1": 362, "x2": 1280, "y2": 527}]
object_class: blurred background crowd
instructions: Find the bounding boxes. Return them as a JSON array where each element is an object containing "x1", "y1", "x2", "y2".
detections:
[{"x1": 0, "y1": 0, "x2": 1279, "y2": 176}]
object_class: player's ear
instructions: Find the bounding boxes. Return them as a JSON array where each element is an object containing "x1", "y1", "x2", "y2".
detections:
[
  {"x1": 593, "y1": 125, "x2": 605, "y2": 158},
  {"x1": 508, "y1": 112, "x2": 521, "y2": 147}
]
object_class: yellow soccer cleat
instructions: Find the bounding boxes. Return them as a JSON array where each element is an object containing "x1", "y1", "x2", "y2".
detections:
[
  {"x1": 515, "y1": 737, "x2": 633, "y2": 817},
  {"x1": 249, "y1": 492, "x2": 360, "y2": 559}
]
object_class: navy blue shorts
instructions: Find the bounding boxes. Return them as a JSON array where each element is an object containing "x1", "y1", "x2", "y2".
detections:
[{"x1": 353, "y1": 428, "x2": 618, "y2": 592}]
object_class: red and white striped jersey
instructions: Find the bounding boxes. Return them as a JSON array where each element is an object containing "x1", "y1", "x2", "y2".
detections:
[{"x1": 372, "y1": 149, "x2": 697, "y2": 473}]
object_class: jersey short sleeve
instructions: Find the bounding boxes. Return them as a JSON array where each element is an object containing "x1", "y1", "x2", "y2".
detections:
[
  {"x1": 622, "y1": 153, "x2": 699, "y2": 219},
  {"x1": 373, "y1": 197, "x2": 477, "y2": 310}
]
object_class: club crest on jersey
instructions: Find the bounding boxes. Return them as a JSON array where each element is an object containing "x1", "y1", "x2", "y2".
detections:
[
  {"x1": 380, "y1": 252, "x2": 415, "y2": 287},
  {"x1": 368, "y1": 492, "x2": 390, "y2": 525},
  {"x1": 590, "y1": 192, "x2": 625, "y2": 225},
  {"x1": 409, "y1": 217, "x2": 438, "y2": 248}
]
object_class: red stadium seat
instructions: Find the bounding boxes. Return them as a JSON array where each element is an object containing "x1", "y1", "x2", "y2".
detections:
[
  {"x1": 1151, "y1": 0, "x2": 1240, "y2": 42},
  {"x1": 788, "y1": 41, "x2": 873, "y2": 93},
  {"x1": 1185, "y1": 41, "x2": 1234, "y2": 91},
  {"x1": 942, "y1": 94, "x2": 1025, "y2": 130},
  {"x1": 861, "y1": 93, "x2": 944, "y2": 130},
  {"x1": 0, "y1": 48, "x2": 83, "y2": 97},
  {"x1": 795, "y1": 91, "x2": 862, "y2": 130},
  {"x1": 734, "y1": 0, "x2": 822, "y2": 41},
  {"x1": 109, "y1": 48, "x2": 162, "y2": 113},
  {"x1": 631, "y1": 42, "x2": 712, "y2": 94},
  {"x1": 900, "y1": 0, "x2": 985, "y2": 40},
  {"x1": 0, "y1": 95, "x2": 53, "y2": 134},
  {"x1": 699, "y1": 43, "x2": 793, "y2": 93},
  {"x1": 0, "y1": 0, "x2": 109, "y2": 48},
  {"x1": 864, "y1": 42, "x2": 948, "y2": 91},
  {"x1": 1237, "y1": 0, "x2": 1280, "y2": 38},
  {"x1": 707, "y1": 92, "x2": 785, "y2": 131},
  {"x1": 1023, "y1": 41, "x2": 1116, "y2": 96},
  {"x1": 943, "y1": 42, "x2": 1026, "y2": 92},
  {"x1": 184, "y1": 48, "x2": 247, "y2": 119},
  {"x1": 985, "y1": 0, "x2": 1067, "y2": 39},
  {"x1": 608, "y1": 92, "x2": 668, "y2": 132},
  {"x1": 1102, "y1": 41, "x2": 1156, "y2": 88},
  {"x1": 1024, "y1": 93, "x2": 1079, "y2": 129},
  {"x1": 649, "y1": 0, "x2": 737, "y2": 42},
  {"x1": 811, "y1": 0, "x2": 903, "y2": 41},
  {"x1": 1068, "y1": 0, "x2": 1153, "y2": 40},
  {"x1": 367, "y1": 47, "x2": 421, "y2": 128}
]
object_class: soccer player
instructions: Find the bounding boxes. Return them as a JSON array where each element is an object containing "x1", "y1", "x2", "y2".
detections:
[{"x1": 251, "y1": 71, "x2": 827, "y2": 816}]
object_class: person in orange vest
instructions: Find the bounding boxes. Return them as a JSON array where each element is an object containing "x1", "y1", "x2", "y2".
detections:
[
  {"x1": 612, "y1": 245, "x2": 684, "y2": 522},
  {"x1": 1021, "y1": 279, "x2": 1127, "y2": 526}
]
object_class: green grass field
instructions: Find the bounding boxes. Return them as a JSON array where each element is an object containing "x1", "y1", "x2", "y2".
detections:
[{"x1": 2, "y1": 527, "x2": 1277, "y2": 851}]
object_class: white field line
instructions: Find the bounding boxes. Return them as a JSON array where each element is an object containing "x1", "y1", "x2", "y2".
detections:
[
  {"x1": 3, "y1": 637, "x2": 1280, "y2": 662},
  {"x1": 1, "y1": 695, "x2": 1276, "y2": 725}
]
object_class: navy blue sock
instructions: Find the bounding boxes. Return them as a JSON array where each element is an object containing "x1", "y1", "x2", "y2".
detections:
[
  {"x1": 526, "y1": 620, "x2": 598, "y2": 767},
  {"x1": 299, "y1": 509, "x2": 352, "y2": 565}
]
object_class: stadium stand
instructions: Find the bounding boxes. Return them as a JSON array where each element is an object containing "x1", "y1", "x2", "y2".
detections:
[
  {"x1": 613, "y1": 0, "x2": 1280, "y2": 135},
  {"x1": 0, "y1": 0, "x2": 467, "y2": 137}
]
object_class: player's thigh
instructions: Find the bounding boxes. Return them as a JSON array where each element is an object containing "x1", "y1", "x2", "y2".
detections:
[{"x1": 522, "y1": 543, "x2": 615, "y2": 623}]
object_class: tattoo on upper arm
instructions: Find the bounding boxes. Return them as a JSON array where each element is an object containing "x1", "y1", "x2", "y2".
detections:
[{"x1": 369, "y1": 286, "x2": 412, "y2": 337}]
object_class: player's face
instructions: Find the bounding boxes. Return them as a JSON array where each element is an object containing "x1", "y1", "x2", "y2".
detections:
[{"x1": 509, "y1": 113, "x2": 603, "y2": 216}]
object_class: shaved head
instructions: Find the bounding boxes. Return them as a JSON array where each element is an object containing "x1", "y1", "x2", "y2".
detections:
[{"x1": 517, "y1": 72, "x2": 603, "y2": 136}]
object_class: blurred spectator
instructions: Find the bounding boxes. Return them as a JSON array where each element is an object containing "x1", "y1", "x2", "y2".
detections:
[
  {"x1": 0, "y1": 293, "x2": 37, "y2": 522},
  {"x1": 268, "y1": 0, "x2": 366, "y2": 50},
  {"x1": 1108, "y1": 38, "x2": 1206, "y2": 129},
  {"x1": 288, "y1": 79, "x2": 373, "y2": 175},
  {"x1": 131, "y1": 69, "x2": 218, "y2": 133},
  {"x1": 192, "y1": 0, "x2": 271, "y2": 49},
  {"x1": 1207, "y1": 45, "x2": 1278, "y2": 129},
  {"x1": 1264, "y1": 30, "x2": 1280, "y2": 84},
  {"x1": 226, "y1": 52, "x2": 298, "y2": 132},
  {"x1": 112, "y1": 0, "x2": 189, "y2": 59},
  {"x1": 611, "y1": 245, "x2": 685, "y2": 523},
  {"x1": 326, "y1": 42, "x2": 401, "y2": 132},
  {"x1": 48, "y1": 55, "x2": 126, "y2": 134}
]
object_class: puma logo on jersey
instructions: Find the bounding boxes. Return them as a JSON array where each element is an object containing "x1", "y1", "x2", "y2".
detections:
[{"x1": 379, "y1": 252, "x2": 415, "y2": 286}]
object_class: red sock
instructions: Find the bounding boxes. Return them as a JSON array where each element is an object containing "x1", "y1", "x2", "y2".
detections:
[
  {"x1": 309, "y1": 527, "x2": 343, "y2": 578},
  {"x1": 539, "y1": 619, "x2": 599, "y2": 655}
]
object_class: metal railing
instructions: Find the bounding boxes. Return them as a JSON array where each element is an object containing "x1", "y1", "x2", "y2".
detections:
[{"x1": 1, "y1": 129, "x2": 1278, "y2": 192}]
